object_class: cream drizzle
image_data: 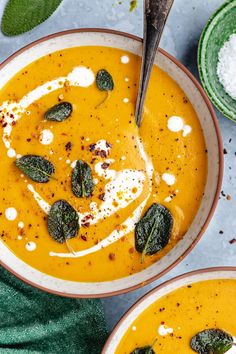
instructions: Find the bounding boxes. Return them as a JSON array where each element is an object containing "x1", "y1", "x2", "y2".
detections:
[
  {"x1": 39, "y1": 129, "x2": 54, "y2": 145},
  {"x1": 50, "y1": 137, "x2": 154, "y2": 258},
  {"x1": 158, "y1": 324, "x2": 173, "y2": 336},
  {"x1": 27, "y1": 184, "x2": 51, "y2": 214},
  {"x1": 167, "y1": 115, "x2": 192, "y2": 137},
  {"x1": 25, "y1": 241, "x2": 37, "y2": 251},
  {"x1": 5, "y1": 207, "x2": 17, "y2": 221},
  {"x1": 25, "y1": 136, "x2": 153, "y2": 258},
  {"x1": 0, "y1": 66, "x2": 155, "y2": 259},
  {"x1": 81, "y1": 159, "x2": 146, "y2": 226},
  {"x1": 162, "y1": 173, "x2": 176, "y2": 186},
  {"x1": 0, "y1": 66, "x2": 95, "y2": 155}
]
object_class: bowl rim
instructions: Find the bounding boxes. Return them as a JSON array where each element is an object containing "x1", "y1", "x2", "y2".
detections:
[
  {"x1": 0, "y1": 28, "x2": 223, "y2": 298},
  {"x1": 198, "y1": 0, "x2": 236, "y2": 122},
  {"x1": 102, "y1": 266, "x2": 236, "y2": 353}
]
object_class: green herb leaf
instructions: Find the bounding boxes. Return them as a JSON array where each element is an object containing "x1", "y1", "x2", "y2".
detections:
[
  {"x1": 135, "y1": 203, "x2": 173, "y2": 263},
  {"x1": 130, "y1": 346, "x2": 156, "y2": 354},
  {"x1": 96, "y1": 69, "x2": 114, "y2": 91},
  {"x1": 71, "y1": 160, "x2": 94, "y2": 198},
  {"x1": 1, "y1": 0, "x2": 62, "y2": 36},
  {"x1": 44, "y1": 102, "x2": 72, "y2": 122},
  {"x1": 15, "y1": 155, "x2": 55, "y2": 183},
  {"x1": 190, "y1": 329, "x2": 233, "y2": 354},
  {"x1": 48, "y1": 200, "x2": 79, "y2": 244},
  {"x1": 130, "y1": 0, "x2": 138, "y2": 12}
]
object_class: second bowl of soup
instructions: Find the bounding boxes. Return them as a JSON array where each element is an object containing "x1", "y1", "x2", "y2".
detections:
[{"x1": 103, "y1": 268, "x2": 236, "y2": 353}]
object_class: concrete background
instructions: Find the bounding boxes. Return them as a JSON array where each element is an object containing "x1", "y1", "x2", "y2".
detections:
[{"x1": 0, "y1": 0, "x2": 235, "y2": 332}]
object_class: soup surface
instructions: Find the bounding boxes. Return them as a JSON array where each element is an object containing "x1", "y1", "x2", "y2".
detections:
[
  {"x1": 116, "y1": 279, "x2": 236, "y2": 353},
  {"x1": 0, "y1": 46, "x2": 207, "y2": 282}
]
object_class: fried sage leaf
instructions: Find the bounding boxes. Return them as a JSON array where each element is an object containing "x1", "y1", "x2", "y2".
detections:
[
  {"x1": 15, "y1": 155, "x2": 55, "y2": 183},
  {"x1": 44, "y1": 102, "x2": 72, "y2": 122},
  {"x1": 1, "y1": 0, "x2": 62, "y2": 36},
  {"x1": 135, "y1": 203, "x2": 173, "y2": 262},
  {"x1": 96, "y1": 69, "x2": 114, "y2": 91},
  {"x1": 130, "y1": 0, "x2": 138, "y2": 12},
  {"x1": 131, "y1": 346, "x2": 156, "y2": 354},
  {"x1": 71, "y1": 160, "x2": 94, "y2": 198},
  {"x1": 48, "y1": 200, "x2": 79, "y2": 244},
  {"x1": 190, "y1": 329, "x2": 233, "y2": 354}
]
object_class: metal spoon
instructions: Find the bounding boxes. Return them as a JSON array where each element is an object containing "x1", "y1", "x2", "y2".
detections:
[{"x1": 135, "y1": 0, "x2": 174, "y2": 127}]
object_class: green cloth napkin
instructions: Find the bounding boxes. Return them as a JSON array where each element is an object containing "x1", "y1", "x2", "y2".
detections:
[{"x1": 0, "y1": 266, "x2": 108, "y2": 353}]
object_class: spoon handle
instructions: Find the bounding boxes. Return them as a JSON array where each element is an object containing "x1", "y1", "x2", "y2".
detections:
[{"x1": 135, "y1": 0, "x2": 174, "y2": 127}]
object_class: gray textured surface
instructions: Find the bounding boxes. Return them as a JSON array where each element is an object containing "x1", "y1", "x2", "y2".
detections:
[{"x1": 0, "y1": 0, "x2": 235, "y2": 332}]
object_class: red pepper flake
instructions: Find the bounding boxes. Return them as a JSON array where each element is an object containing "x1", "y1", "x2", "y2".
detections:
[
  {"x1": 98, "y1": 193, "x2": 105, "y2": 201},
  {"x1": 89, "y1": 143, "x2": 96, "y2": 152},
  {"x1": 26, "y1": 138, "x2": 31, "y2": 142},
  {"x1": 106, "y1": 141, "x2": 112, "y2": 148},
  {"x1": 2, "y1": 122, "x2": 7, "y2": 128},
  {"x1": 82, "y1": 222, "x2": 90, "y2": 228},
  {"x1": 90, "y1": 158, "x2": 97, "y2": 164},
  {"x1": 65, "y1": 142, "x2": 72, "y2": 151},
  {"x1": 101, "y1": 162, "x2": 109, "y2": 169},
  {"x1": 82, "y1": 214, "x2": 94, "y2": 222},
  {"x1": 81, "y1": 235, "x2": 87, "y2": 241},
  {"x1": 109, "y1": 253, "x2": 116, "y2": 261},
  {"x1": 94, "y1": 150, "x2": 105, "y2": 158},
  {"x1": 229, "y1": 238, "x2": 236, "y2": 244},
  {"x1": 129, "y1": 247, "x2": 135, "y2": 254},
  {"x1": 115, "y1": 224, "x2": 124, "y2": 231}
]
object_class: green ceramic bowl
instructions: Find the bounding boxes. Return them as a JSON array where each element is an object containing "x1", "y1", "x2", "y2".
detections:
[{"x1": 198, "y1": 0, "x2": 236, "y2": 122}]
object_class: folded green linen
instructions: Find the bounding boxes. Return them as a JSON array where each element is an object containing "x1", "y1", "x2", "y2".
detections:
[{"x1": 0, "y1": 266, "x2": 108, "y2": 353}]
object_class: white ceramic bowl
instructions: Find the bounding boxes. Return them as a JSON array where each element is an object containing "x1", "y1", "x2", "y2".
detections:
[
  {"x1": 102, "y1": 267, "x2": 236, "y2": 353},
  {"x1": 0, "y1": 29, "x2": 223, "y2": 297}
]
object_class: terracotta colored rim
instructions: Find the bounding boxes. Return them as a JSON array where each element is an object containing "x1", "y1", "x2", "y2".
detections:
[
  {"x1": 0, "y1": 29, "x2": 224, "y2": 298},
  {"x1": 102, "y1": 266, "x2": 236, "y2": 353}
]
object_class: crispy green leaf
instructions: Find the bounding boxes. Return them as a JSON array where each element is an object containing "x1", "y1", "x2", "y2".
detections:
[
  {"x1": 48, "y1": 200, "x2": 79, "y2": 244},
  {"x1": 15, "y1": 155, "x2": 55, "y2": 183},
  {"x1": 130, "y1": 346, "x2": 156, "y2": 354},
  {"x1": 71, "y1": 160, "x2": 94, "y2": 198},
  {"x1": 1, "y1": 0, "x2": 62, "y2": 36},
  {"x1": 130, "y1": 0, "x2": 138, "y2": 12},
  {"x1": 44, "y1": 102, "x2": 72, "y2": 122},
  {"x1": 135, "y1": 203, "x2": 173, "y2": 262},
  {"x1": 190, "y1": 329, "x2": 233, "y2": 354},
  {"x1": 96, "y1": 69, "x2": 114, "y2": 91}
]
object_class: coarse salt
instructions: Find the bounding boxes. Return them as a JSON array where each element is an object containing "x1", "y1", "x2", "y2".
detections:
[{"x1": 217, "y1": 34, "x2": 236, "y2": 100}]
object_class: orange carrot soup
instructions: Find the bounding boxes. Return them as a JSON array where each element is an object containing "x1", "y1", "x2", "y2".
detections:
[
  {"x1": 0, "y1": 46, "x2": 207, "y2": 282},
  {"x1": 116, "y1": 279, "x2": 236, "y2": 353}
]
